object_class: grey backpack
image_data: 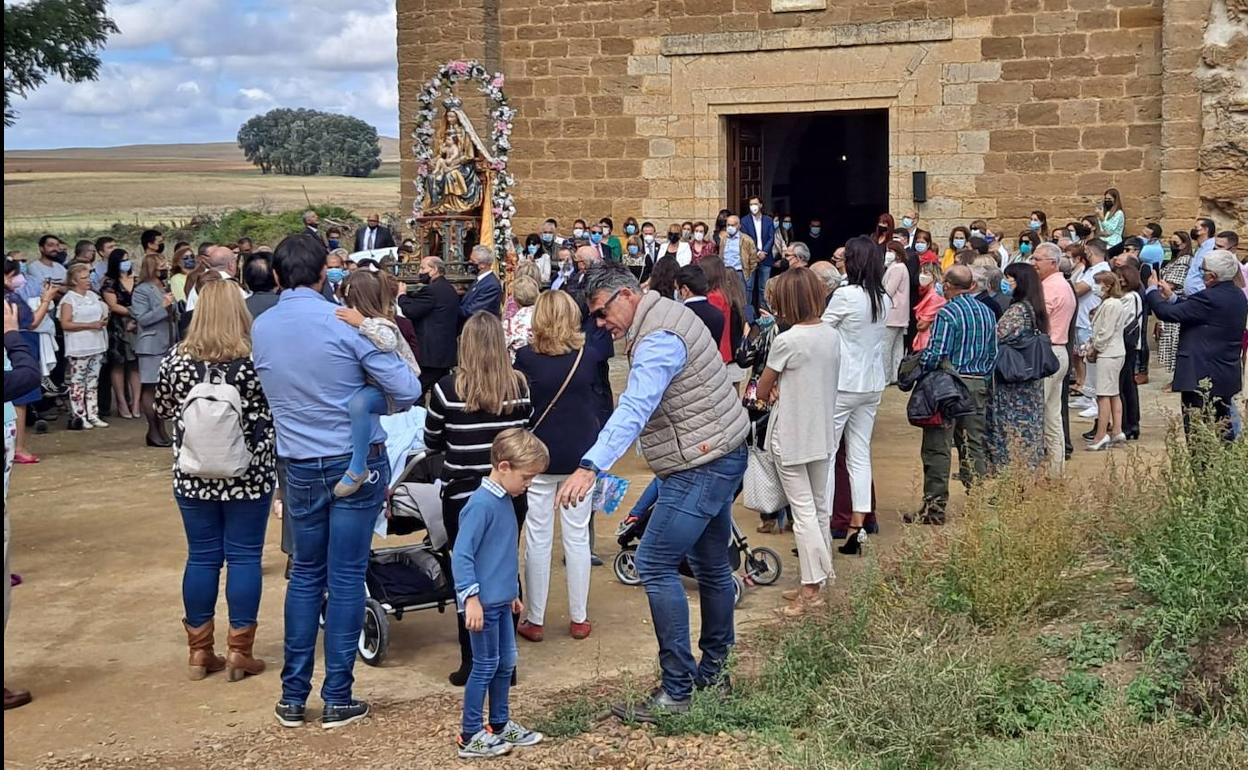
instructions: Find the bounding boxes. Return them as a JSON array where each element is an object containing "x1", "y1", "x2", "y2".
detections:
[{"x1": 176, "y1": 362, "x2": 252, "y2": 479}]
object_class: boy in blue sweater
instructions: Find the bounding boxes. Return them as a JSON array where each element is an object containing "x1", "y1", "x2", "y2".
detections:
[{"x1": 454, "y1": 428, "x2": 549, "y2": 759}]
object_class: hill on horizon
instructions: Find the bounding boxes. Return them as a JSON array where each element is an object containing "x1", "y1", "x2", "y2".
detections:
[{"x1": 4, "y1": 137, "x2": 401, "y2": 173}]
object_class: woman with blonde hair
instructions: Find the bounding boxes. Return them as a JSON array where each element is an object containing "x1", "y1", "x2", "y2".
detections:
[
  {"x1": 58, "y1": 263, "x2": 110, "y2": 429},
  {"x1": 1086, "y1": 271, "x2": 1128, "y2": 450},
  {"x1": 513, "y1": 290, "x2": 605, "y2": 643},
  {"x1": 132, "y1": 251, "x2": 178, "y2": 446},
  {"x1": 503, "y1": 275, "x2": 540, "y2": 358},
  {"x1": 425, "y1": 311, "x2": 533, "y2": 685},
  {"x1": 154, "y1": 279, "x2": 277, "y2": 684}
]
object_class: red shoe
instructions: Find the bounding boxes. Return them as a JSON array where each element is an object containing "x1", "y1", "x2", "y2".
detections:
[
  {"x1": 570, "y1": 621, "x2": 592, "y2": 640},
  {"x1": 516, "y1": 620, "x2": 544, "y2": 643},
  {"x1": 13, "y1": 452, "x2": 39, "y2": 465}
]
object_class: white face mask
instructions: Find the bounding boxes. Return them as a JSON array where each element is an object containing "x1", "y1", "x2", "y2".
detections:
[
  {"x1": 919, "y1": 273, "x2": 935, "y2": 287},
  {"x1": 693, "y1": 231, "x2": 705, "y2": 242},
  {"x1": 602, "y1": 227, "x2": 611, "y2": 236},
  {"x1": 726, "y1": 225, "x2": 738, "y2": 236},
  {"x1": 970, "y1": 229, "x2": 983, "y2": 238},
  {"x1": 643, "y1": 234, "x2": 655, "y2": 244},
  {"x1": 884, "y1": 252, "x2": 896, "y2": 267},
  {"x1": 749, "y1": 204, "x2": 761, "y2": 215},
  {"x1": 573, "y1": 228, "x2": 584, "y2": 239}
]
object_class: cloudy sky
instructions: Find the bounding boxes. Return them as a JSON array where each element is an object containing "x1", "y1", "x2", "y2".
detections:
[{"x1": 3, "y1": 0, "x2": 399, "y2": 149}]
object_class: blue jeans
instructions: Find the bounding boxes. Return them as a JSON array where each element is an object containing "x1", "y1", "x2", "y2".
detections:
[
  {"x1": 747, "y1": 262, "x2": 772, "y2": 310},
  {"x1": 345, "y1": 386, "x2": 387, "y2": 481},
  {"x1": 634, "y1": 445, "x2": 747, "y2": 700},
  {"x1": 461, "y1": 602, "x2": 517, "y2": 738},
  {"x1": 280, "y1": 450, "x2": 390, "y2": 706},
  {"x1": 176, "y1": 495, "x2": 272, "y2": 628}
]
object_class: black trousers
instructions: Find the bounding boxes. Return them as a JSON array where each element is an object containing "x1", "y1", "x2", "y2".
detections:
[
  {"x1": 1180, "y1": 390, "x2": 1234, "y2": 442},
  {"x1": 418, "y1": 366, "x2": 450, "y2": 404},
  {"x1": 1119, "y1": 347, "x2": 1140, "y2": 437}
]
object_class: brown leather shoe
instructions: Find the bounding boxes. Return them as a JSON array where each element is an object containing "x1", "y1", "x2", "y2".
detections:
[
  {"x1": 569, "y1": 620, "x2": 592, "y2": 640},
  {"x1": 184, "y1": 619, "x2": 227, "y2": 681},
  {"x1": 756, "y1": 520, "x2": 777, "y2": 534},
  {"x1": 225, "y1": 624, "x2": 266, "y2": 682},
  {"x1": 517, "y1": 620, "x2": 544, "y2": 643},
  {"x1": 4, "y1": 687, "x2": 32, "y2": 710}
]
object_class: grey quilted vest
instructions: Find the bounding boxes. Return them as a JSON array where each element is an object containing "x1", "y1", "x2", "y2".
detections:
[{"x1": 626, "y1": 292, "x2": 750, "y2": 477}]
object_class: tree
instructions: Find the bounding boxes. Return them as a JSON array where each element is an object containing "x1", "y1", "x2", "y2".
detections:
[
  {"x1": 237, "y1": 108, "x2": 381, "y2": 178},
  {"x1": 3, "y1": 0, "x2": 118, "y2": 126}
]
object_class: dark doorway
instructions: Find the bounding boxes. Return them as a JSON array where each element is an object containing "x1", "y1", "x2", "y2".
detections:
[{"x1": 727, "y1": 110, "x2": 889, "y2": 249}]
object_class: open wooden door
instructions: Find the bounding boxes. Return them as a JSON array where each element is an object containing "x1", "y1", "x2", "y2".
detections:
[{"x1": 727, "y1": 117, "x2": 763, "y2": 214}]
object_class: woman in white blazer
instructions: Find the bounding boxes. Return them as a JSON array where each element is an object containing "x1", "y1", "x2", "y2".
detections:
[{"x1": 821, "y1": 236, "x2": 891, "y2": 555}]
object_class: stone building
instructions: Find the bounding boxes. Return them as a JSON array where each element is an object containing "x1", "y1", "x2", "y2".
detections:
[{"x1": 398, "y1": 0, "x2": 1247, "y2": 246}]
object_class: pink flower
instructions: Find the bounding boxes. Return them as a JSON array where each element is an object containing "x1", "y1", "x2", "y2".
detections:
[
  {"x1": 491, "y1": 74, "x2": 505, "y2": 89},
  {"x1": 448, "y1": 60, "x2": 469, "y2": 76}
]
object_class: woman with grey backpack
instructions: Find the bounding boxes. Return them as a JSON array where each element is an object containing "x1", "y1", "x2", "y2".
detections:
[{"x1": 154, "y1": 280, "x2": 276, "y2": 683}]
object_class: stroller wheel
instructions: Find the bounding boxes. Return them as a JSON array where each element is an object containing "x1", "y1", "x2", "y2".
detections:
[
  {"x1": 358, "y1": 598, "x2": 389, "y2": 666},
  {"x1": 614, "y1": 548, "x2": 642, "y2": 586},
  {"x1": 744, "y1": 546, "x2": 783, "y2": 586},
  {"x1": 732, "y1": 575, "x2": 745, "y2": 607}
]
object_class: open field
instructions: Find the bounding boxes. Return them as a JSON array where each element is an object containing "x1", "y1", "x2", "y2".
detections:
[{"x1": 3, "y1": 140, "x2": 404, "y2": 236}]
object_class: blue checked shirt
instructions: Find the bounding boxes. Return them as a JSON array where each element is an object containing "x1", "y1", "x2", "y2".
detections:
[{"x1": 920, "y1": 293, "x2": 999, "y2": 376}]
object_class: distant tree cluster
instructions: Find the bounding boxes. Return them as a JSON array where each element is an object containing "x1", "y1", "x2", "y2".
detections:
[{"x1": 237, "y1": 108, "x2": 382, "y2": 178}]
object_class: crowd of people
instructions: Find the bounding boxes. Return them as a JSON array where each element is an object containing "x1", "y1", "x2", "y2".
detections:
[{"x1": 3, "y1": 195, "x2": 1246, "y2": 759}]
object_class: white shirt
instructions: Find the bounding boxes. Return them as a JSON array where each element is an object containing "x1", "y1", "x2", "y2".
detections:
[
  {"x1": 60, "y1": 290, "x2": 109, "y2": 358},
  {"x1": 821, "y1": 284, "x2": 891, "y2": 393},
  {"x1": 1075, "y1": 261, "x2": 1110, "y2": 332},
  {"x1": 364, "y1": 227, "x2": 377, "y2": 251},
  {"x1": 185, "y1": 270, "x2": 249, "y2": 312},
  {"x1": 751, "y1": 214, "x2": 765, "y2": 253}
]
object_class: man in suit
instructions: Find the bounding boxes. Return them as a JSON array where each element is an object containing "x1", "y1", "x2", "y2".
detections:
[
  {"x1": 1146, "y1": 250, "x2": 1247, "y2": 441},
  {"x1": 586, "y1": 222, "x2": 612, "y2": 263},
  {"x1": 397, "y1": 256, "x2": 460, "y2": 395},
  {"x1": 676, "y1": 264, "x2": 724, "y2": 342},
  {"x1": 806, "y1": 217, "x2": 831, "y2": 263},
  {"x1": 459, "y1": 245, "x2": 502, "y2": 321},
  {"x1": 739, "y1": 196, "x2": 775, "y2": 309},
  {"x1": 354, "y1": 214, "x2": 396, "y2": 253},
  {"x1": 717, "y1": 214, "x2": 758, "y2": 298},
  {"x1": 302, "y1": 211, "x2": 323, "y2": 243},
  {"x1": 322, "y1": 250, "x2": 347, "y2": 304}
]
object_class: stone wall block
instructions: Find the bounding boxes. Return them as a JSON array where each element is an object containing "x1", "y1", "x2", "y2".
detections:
[
  {"x1": 1083, "y1": 125, "x2": 1127, "y2": 149},
  {"x1": 1034, "y1": 127, "x2": 1081, "y2": 150},
  {"x1": 1019, "y1": 101, "x2": 1062, "y2": 125}
]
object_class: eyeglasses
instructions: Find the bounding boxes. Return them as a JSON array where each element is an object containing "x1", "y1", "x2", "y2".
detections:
[{"x1": 590, "y1": 289, "x2": 623, "y2": 320}]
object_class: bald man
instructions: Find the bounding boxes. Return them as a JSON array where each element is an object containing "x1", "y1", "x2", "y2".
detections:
[
  {"x1": 909, "y1": 263, "x2": 999, "y2": 524},
  {"x1": 354, "y1": 213, "x2": 395, "y2": 252},
  {"x1": 184, "y1": 245, "x2": 247, "y2": 313}
]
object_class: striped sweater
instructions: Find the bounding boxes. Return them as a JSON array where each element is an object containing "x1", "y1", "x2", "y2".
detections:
[{"x1": 424, "y1": 373, "x2": 533, "y2": 501}]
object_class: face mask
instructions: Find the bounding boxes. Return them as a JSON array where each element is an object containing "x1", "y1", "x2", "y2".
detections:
[
  {"x1": 643, "y1": 234, "x2": 655, "y2": 245},
  {"x1": 1189, "y1": 228, "x2": 1199, "y2": 240},
  {"x1": 541, "y1": 233, "x2": 554, "y2": 244},
  {"x1": 985, "y1": 233, "x2": 997, "y2": 244},
  {"x1": 1029, "y1": 220, "x2": 1041, "y2": 231},
  {"x1": 328, "y1": 239, "x2": 340, "y2": 250},
  {"x1": 749, "y1": 204, "x2": 761, "y2": 215},
  {"x1": 877, "y1": 223, "x2": 888, "y2": 232},
  {"x1": 602, "y1": 227, "x2": 611, "y2": 237},
  {"x1": 725, "y1": 226, "x2": 737, "y2": 237},
  {"x1": 417, "y1": 272, "x2": 432, "y2": 285},
  {"x1": 327, "y1": 267, "x2": 346, "y2": 283},
  {"x1": 180, "y1": 256, "x2": 195, "y2": 270},
  {"x1": 681, "y1": 229, "x2": 692, "y2": 240},
  {"x1": 590, "y1": 232, "x2": 602, "y2": 244},
  {"x1": 953, "y1": 238, "x2": 967, "y2": 249},
  {"x1": 1000, "y1": 279, "x2": 1013, "y2": 296},
  {"x1": 668, "y1": 232, "x2": 681, "y2": 243},
  {"x1": 1103, "y1": 199, "x2": 1113, "y2": 211},
  {"x1": 693, "y1": 231, "x2": 705, "y2": 242},
  {"x1": 573, "y1": 228, "x2": 585, "y2": 239},
  {"x1": 901, "y1": 217, "x2": 915, "y2": 229},
  {"x1": 467, "y1": 263, "x2": 480, "y2": 276},
  {"x1": 915, "y1": 242, "x2": 929, "y2": 254},
  {"x1": 809, "y1": 226, "x2": 821, "y2": 237},
  {"x1": 1020, "y1": 242, "x2": 1033, "y2": 255},
  {"x1": 526, "y1": 244, "x2": 538, "y2": 256},
  {"x1": 18, "y1": 262, "x2": 29, "y2": 275},
  {"x1": 157, "y1": 269, "x2": 170, "y2": 281},
  {"x1": 628, "y1": 244, "x2": 640, "y2": 255},
  {"x1": 8, "y1": 273, "x2": 27, "y2": 291},
  {"x1": 970, "y1": 229, "x2": 983, "y2": 238},
  {"x1": 782, "y1": 221, "x2": 792, "y2": 230},
  {"x1": 919, "y1": 273, "x2": 934, "y2": 288},
  {"x1": 884, "y1": 252, "x2": 896, "y2": 267},
  {"x1": 50, "y1": 250, "x2": 68, "y2": 264},
  {"x1": 625, "y1": 225, "x2": 636, "y2": 235},
  {"x1": 120, "y1": 260, "x2": 133, "y2": 274},
  {"x1": 155, "y1": 243, "x2": 165, "y2": 254}
]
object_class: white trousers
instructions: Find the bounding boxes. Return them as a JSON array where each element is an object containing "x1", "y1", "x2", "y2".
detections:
[
  {"x1": 1042, "y1": 345, "x2": 1070, "y2": 476},
  {"x1": 523, "y1": 473, "x2": 592, "y2": 625},
  {"x1": 776, "y1": 457, "x2": 834, "y2": 586},
  {"x1": 829, "y1": 390, "x2": 882, "y2": 513},
  {"x1": 883, "y1": 327, "x2": 906, "y2": 385}
]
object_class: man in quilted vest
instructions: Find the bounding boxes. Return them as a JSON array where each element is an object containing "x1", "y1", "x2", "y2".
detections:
[{"x1": 557, "y1": 264, "x2": 749, "y2": 723}]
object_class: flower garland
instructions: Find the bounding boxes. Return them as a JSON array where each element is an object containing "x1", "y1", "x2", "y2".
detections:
[{"x1": 411, "y1": 59, "x2": 516, "y2": 258}]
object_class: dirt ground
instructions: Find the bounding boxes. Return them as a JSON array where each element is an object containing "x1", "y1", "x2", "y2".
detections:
[{"x1": 2, "y1": 380, "x2": 1177, "y2": 769}]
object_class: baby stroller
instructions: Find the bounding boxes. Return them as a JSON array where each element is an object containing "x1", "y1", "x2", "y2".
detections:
[
  {"x1": 612, "y1": 496, "x2": 782, "y2": 606},
  {"x1": 321, "y1": 450, "x2": 456, "y2": 666}
]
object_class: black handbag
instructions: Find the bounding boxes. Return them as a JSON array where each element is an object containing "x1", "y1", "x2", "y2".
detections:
[{"x1": 996, "y1": 330, "x2": 1060, "y2": 383}]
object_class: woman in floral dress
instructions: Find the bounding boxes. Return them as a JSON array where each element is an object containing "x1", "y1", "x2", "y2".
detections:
[{"x1": 986, "y1": 263, "x2": 1050, "y2": 471}]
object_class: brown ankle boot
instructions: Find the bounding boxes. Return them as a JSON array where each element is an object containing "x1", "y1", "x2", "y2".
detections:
[
  {"x1": 184, "y1": 620, "x2": 226, "y2": 681},
  {"x1": 225, "y1": 624, "x2": 266, "y2": 682}
]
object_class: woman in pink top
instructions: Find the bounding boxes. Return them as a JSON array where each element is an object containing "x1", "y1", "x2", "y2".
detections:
[
  {"x1": 883, "y1": 241, "x2": 911, "y2": 383},
  {"x1": 911, "y1": 262, "x2": 946, "y2": 352}
]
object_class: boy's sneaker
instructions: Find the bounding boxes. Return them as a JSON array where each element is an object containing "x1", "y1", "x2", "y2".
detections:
[
  {"x1": 274, "y1": 702, "x2": 306, "y2": 728},
  {"x1": 458, "y1": 729, "x2": 512, "y2": 759},
  {"x1": 494, "y1": 720, "x2": 544, "y2": 747},
  {"x1": 321, "y1": 700, "x2": 370, "y2": 729}
]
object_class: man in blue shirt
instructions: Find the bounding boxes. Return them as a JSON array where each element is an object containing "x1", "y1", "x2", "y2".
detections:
[
  {"x1": 911, "y1": 265, "x2": 998, "y2": 524},
  {"x1": 1184, "y1": 217, "x2": 1217, "y2": 297},
  {"x1": 253, "y1": 234, "x2": 422, "y2": 730}
]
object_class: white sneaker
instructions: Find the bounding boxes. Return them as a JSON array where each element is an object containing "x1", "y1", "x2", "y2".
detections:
[
  {"x1": 89, "y1": 417, "x2": 110, "y2": 428},
  {"x1": 1070, "y1": 396, "x2": 1093, "y2": 410},
  {"x1": 1079, "y1": 405, "x2": 1099, "y2": 419}
]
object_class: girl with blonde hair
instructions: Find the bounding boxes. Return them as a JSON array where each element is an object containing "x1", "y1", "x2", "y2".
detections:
[
  {"x1": 425, "y1": 311, "x2": 533, "y2": 685},
  {"x1": 154, "y1": 279, "x2": 277, "y2": 684}
]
